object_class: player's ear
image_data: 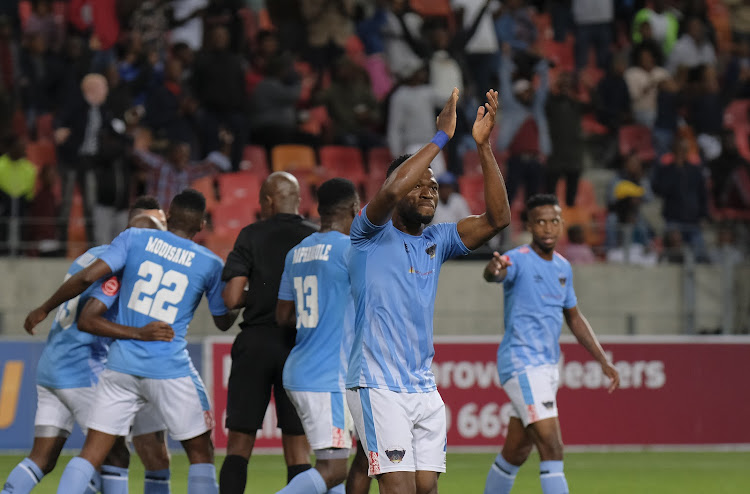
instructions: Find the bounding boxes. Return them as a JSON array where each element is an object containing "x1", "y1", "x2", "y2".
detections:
[{"x1": 200, "y1": 218, "x2": 207, "y2": 232}]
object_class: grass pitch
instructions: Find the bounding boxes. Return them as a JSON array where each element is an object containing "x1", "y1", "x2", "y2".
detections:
[{"x1": 1, "y1": 451, "x2": 748, "y2": 493}]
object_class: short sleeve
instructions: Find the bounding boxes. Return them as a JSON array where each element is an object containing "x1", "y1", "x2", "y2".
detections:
[
  {"x1": 206, "y1": 259, "x2": 229, "y2": 316},
  {"x1": 99, "y1": 229, "x2": 132, "y2": 273},
  {"x1": 90, "y1": 275, "x2": 122, "y2": 309},
  {"x1": 350, "y1": 205, "x2": 389, "y2": 251},
  {"x1": 427, "y1": 223, "x2": 470, "y2": 263},
  {"x1": 278, "y1": 251, "x2": 295, "y2": 301},
  {"x1": 222, "y1": 228, "x2": 253, "y2": 281},
  {"x1": 502, "y1": 250, "x2": 520, "y2": 285},
  {"x1": 563, "y1": 264, "x2": 578, "y2": 309}
]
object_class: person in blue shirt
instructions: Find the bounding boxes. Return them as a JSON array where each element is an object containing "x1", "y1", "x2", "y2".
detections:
[
  {"x1": 3, "y1": 197, "x2": 173, "y2": 494},
  {"x1": 24, "y1": 189, "x2": 237, "y2": 494},
  {"x1": 274, "y1": 178, "x2": 360, "y2": 494},
  {"x1": 481, "y1": 194, "x2": 620, "y2": 494},
  {"x1": 346, "y1": 87, "x2": 511, "y2": 494}
]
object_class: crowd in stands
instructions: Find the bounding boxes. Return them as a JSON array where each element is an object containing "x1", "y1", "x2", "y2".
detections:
[{"x1": 0, "y1": 0, "x2": 748, "y2": 264}]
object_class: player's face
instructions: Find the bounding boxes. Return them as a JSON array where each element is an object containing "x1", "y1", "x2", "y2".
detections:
[
  {"x1": 527, "y1": 205, "x2": 563, "y2": 253},
  {"x1": 397, "y1": 168, "x2": 439, "y2": 225}
]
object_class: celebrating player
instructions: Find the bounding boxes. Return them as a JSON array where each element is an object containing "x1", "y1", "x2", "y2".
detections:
[
  {"x1": 274, "y1": 178, "x2": 360, "y2": 494},
  {"x1": 5, "y1": 197, "x2": 171, "y2": 494},
  {"x1": 481, "y1": 194, "x2": 620, "y2": 494},
  {"x1": 345, "y1": 87, "x2": 511, "y2": 494}
]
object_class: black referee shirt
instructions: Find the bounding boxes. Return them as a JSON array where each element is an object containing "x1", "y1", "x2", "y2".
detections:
[{"x1": 222, "y1": 213, "x2": 318, "y2": 331}]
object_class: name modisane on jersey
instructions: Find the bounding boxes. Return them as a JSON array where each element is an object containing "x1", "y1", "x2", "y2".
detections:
[
  {"x1": 145, "y1": 236, "x2": 196, "y2": 267},
  {"x1": 292, "y1": 243, "x2": 332, "y2": 264}
]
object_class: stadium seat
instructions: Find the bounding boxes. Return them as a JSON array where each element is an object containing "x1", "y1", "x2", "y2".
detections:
[
  {"x1": 462, "y1": 150, "x2": 482, "y2": 177},
  {"x1": 240, "y1": 145, "x2": 269, "y2": 180},
  {"x1": 555, "y1": 178, "x2": 599, "y2": 210},
  {"x1": 18, "y1": 1, "x2": 32, "y2": 30},
  {"x1": 299, "y1": 106, "x2": 330, "y2": 135},
  {"x1": 190, "y1": 176, "x2": 218, "y2": 212},
  {"x1": 211, "y1": 201, "x2": 257, "y2": 234},
  {"x1": 271, "y1": 144, "x2": 317, "y2": 172},
  {"x1": 619, "y1": 125, "x2": 656, "y2": 162},
  {"x1": 25, "y1": 139, "x2": 56, "y2": 168},
  {"x1": 458, "y1": 176, "x2": 485, "y2": 215},
  {"x1": 367, "y1": 147, "x2": 392, "y2": 180},
  {"x1": 410, "y1": 0, "x2": 451, "y2": 18},
  {"x1": 36, "y1": 114, "x2": 54, "y2": 140},
  {"x1": 288, "y1": 171, "x2": 317, "y2": 218},
  {"x1": 319, "y1": 146, "x2": 367, "y2": 186},
  {"x1": 204, "y1": 229, "x2": 240, "y2": 261},
  {"x1": 541, "y1": 40, "x2": 575, "y2": 71},
  {"x1": 217, "y1": 172, "x2": 261, "y2": 213},
  {"x1": 561, "y1": 206, "x2": 602, "y2": 245}
]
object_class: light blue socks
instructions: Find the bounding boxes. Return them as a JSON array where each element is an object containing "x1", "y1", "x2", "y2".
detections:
[
  {"x1": 100, "y1": 465, "x2": 128, "y2": 494},
  {"x1": 144, "y1": 468, "x2": 171, "y2": 493},
  {"x1": 56, "y1": 457, "x2": 96, "y2": 494},
  {"x1": 484, "y1": 453, "x2": 520, "y2": 494},
  {"x1": 1, "y1": 457, "x2": 44, "y2": 494},
  {"x1": 275, "y1": 468, "x2": 327, "y2": 494},
  {"x1": 187, "y1": 463, "x2": 217, "y2": 494},
  {"x1": 539, "y1": 460, "x2": 569, "y2": 494}
]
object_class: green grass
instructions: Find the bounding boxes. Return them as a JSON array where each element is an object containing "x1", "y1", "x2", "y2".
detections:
[{"x1": 2, "y1": 452, "x2": 749, "y2": 493}]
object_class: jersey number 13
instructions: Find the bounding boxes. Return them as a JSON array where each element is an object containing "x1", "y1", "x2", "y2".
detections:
[
  {"x1": 293, "y1": 275, "x2": 319, "y2": 329},
  {"x1": 127, "y1": 260, "x2": 189, "y2": 324}
]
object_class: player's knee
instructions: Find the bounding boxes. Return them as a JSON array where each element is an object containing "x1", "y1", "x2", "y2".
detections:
[
  {"x1": 536, "y1": 437, "x2": 564, "y2": 461},
  {"x1": 183, "y1": 431, "x2": 215, "y2": 464},
  {"x1": 504, "y1": 442, "x2": 533, "y2": 466}
]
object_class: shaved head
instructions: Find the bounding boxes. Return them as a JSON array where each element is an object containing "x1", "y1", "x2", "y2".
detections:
[
  {"x1": 129, "y1": 213, "x2": 166, "y2": 230},
  {"x1": 260, "y1": 171, "x2": 301, "y2": 218}
]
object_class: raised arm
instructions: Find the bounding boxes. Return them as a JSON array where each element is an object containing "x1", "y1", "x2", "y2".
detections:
[
  {"x1": 563, "y1": 306, "x2": 620, "y2": 393},
  {"x1": 456, "y1": 90, "x2": 511, "y2": 250},
  {"x1": 367, "y1": 88, "x2": 459, "y2": 226},
  {"x1": 24, "y1": 259, "x2": 114, "y2": 335},
  {"x1": 78, "y1": 298, "x2": 174, "y2": 341},
  {"x1": 483, "y1": 251, "x2": 512, "y2": 282}
]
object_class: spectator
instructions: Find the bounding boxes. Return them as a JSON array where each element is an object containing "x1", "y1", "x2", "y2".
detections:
[
  {"x1": 300, "y1": 0, "x2": 355, "y2": 70},
  {"x1": 27, "y1": 165, "x2": 60, "y2": 256},
  {"x1": 632, "y1": 20, "x2": 664, "y2": 67},
  {"x1": 382, "y1": 0, "x2": 425, "y2": 80},
  {"x1": 666, "y1": 17, "x2": 717, "y2": 75},
  {"x1": 709, "y1": 131, "x2": 748, "y2": 209},
  {"x1": 652, "y1": 136, "x2": 709, "y2": 261},
  {"x1": 0, "y1": 16, "x2": 20, "y2": 102},
  {"x1": 689, "y1": 67, "x2": 723, "y2": 161},
  {"x1": 632, "y1": 0, "x2": 679, "y2": 57},
  {"x1": 202, "y1": 0, "x2": 244, "y2": 53},
  {"x1": 133, "y1": 132, "x2": 232, "y2": 209},
  {"x1": 427, "y1": 25, "x2": 464, "y2": 108},
  {"x1": 192, "y1": 25, "x2": 248, "y2": 168},
  {"x1": 144, "y1": 57, "x2": 188, "y2": 139},
  {"x1": 624, "y1": 44, "x2": 669, "y2": 128},
  {"x1": 497, "y1": 45, "x2": 550, "y2": 204},
  {"x1": 18, "y1": 32, "x2": 65, "y2": 128},
  {"x1": 315, "y1": 57, "x2": 382, "y2": 150},
  {"x1": 546, "y1": 71, "x2": 584, "y2": 207},
  {"x1": 549, "y1": 0, "x2": 574, "y2": 43},
  {"x1": 247, "y1": 30, "x2": 280, "y2": 93},
  {"x1": 571, "y1": 0, "x2": 613, "y2": 70},
  {"x1": 431, "y1": 172, "x2": 471, "y2": 224},
  {"x1": 77, "y1": 0, "x2": 120, "y2": 72},
  {"x1": 452, "y1": 0, "x2": 501, "y2": 99},
  {"x1": 0, "y1": 136, "x2": 36, "y2": 254},
  {"x1": 562, "y1": 225, "x2": 596, "y2": 264},
  {"x1": 594, "y1": 53, "x2": 631, "y2": 132},
  {"x1": 659, "y1": 228, "x2": 686, "y2": 264},
  {"x1": 723, "y1": 37, "x2": 750, "y2": 102},
  {"x1": 495, "y1": 0, "x2": 537, "y2": 56},
  {"x1": 23, "y1": 0, "x2": 63, "y2": 52},
  {"x1": 722, "y1": 154, "x2": 750, "y2": 211},
  {"x1": 652, "y1": 75, "x2": 684, "y2": 157},
  {"x1": 387, "y1": 65, "x2": 447, "y2": 175},
  {"x1": 709, "y1": 224, "x2": 744, "y2": 266},
  {"x1": 169, "y1": 0, "x2": 209, "y2": 51},
  {"x1": 605, "y1": 180, "x2": 658, "y2": 266},
  {"x1": 128, "y1": 0, "x2": 173, "y2": 58}
]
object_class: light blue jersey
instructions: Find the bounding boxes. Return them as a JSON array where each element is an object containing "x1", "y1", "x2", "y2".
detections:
[
  {"x1": 496, "y1": 245, "x2": 577, "y2": 383},
  {"x1": 98, "y1": 228, "x2": 228, "y2": 379},
  {"x1": 36, "y1": 246, "x2": 120, "y2": 389},
  {"x1": 346, "y1": 206, "x2": 470, "y2": 393},
  {"x1": 278, "y1": 231, "x2": 354, "y2": 392}
]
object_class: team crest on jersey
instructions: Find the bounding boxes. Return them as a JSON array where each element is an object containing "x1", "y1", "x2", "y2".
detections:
[
  {"x1": 368, "y1": 451, "x2": 381, "y2": 475},
  {"x1": 559, "y1": 277, "x2": 567, "y2": 286},
  {"x1": 385, "y1": 447, "x2": 406, "y2": 463},
  {"x1": 425, "y1": 244, "x2": 436, "y2": 258},
  {"x1": 102, "y1": 276, "x2": 120, "y2": 296}
]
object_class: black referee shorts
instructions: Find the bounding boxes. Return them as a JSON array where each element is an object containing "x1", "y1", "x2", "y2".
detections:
[{"x1": 225, "y1": 328, "x2": 304, "y2": 436}]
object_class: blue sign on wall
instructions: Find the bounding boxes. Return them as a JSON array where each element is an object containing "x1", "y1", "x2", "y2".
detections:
[{"x1": 0, "y1": 341, "x2": 203, "y2": 451}]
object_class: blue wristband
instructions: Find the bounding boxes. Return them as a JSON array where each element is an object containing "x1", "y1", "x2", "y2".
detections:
[{"x1": 430, "y1": 130, "x2": 450, "y2": 150}]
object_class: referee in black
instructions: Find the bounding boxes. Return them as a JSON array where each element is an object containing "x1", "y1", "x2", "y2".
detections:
[{"x1": 219, "y1": 171, "x2": 318, "y2": 494}]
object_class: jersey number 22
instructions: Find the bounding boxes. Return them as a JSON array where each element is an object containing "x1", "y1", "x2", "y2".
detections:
[{"x1": 128, "y1": 260, "x2": 189, "y2": 324}]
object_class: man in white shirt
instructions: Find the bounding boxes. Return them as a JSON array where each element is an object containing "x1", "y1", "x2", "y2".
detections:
[
  {"x1": 431, "y1": 172, "x2": 472, "y2": 224},
  {"x1": 452, "y1": 0, "x2": 501, "y2": 98},
  {"x1": 666, "y1": 17, "x2": 717, "y2": 74}
]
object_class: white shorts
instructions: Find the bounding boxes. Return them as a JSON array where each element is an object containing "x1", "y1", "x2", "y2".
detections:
[
  {"x1": 346, "y1": 388, "x2": 446, "y2": 477},
  {"x1": 88, "y1": 369, "x2": 214, "y2": 442},
  {"x1": 287, "y1": 390, "x2": 353, "y2": 451},
  {"x1": 34, "y1": 385, "x2": 165, "y2": 437},
  {"x1": 502, "y1": 365, "x2": 560, "y2": 427}
]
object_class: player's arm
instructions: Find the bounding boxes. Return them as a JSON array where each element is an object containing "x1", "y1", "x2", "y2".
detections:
[
  {"x1": 275, "y1": 300, "x2": 296, "y2": 329},
  {"x1": 563, "y1": 306, "x2": 620, "y2": 393},
  {"x1": 483, "y1": 251, "x2": 513, "y2": 282},
  {"x1": 24, "y1": 259, "x2": 114, "y2": 334},
  {"x1": 456, "y1": 90, "x2": 511, "y2": 250},
  {"x1": 213, "y1": 311, "x2": 240, "y2": 332},
  {"x1": 366, "y1": 88, "x2": 459, "y2": 226},
  {"x1": 78, "y1": 298, "x2": 174, "y2": 341},
  {"x1": 222, "y1": 277, "x2": 248, "y2": 310}
]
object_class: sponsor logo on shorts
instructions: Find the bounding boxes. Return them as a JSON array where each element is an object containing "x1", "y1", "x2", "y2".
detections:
[
  {"x1": 204, "y1": 410, "x2": 215, "y2": 429},
  {"x1": 368, "y1": 451, "x2": 381, "y2": 475},
  {"x1": 385, "y1": 447, "x2": 406, "y2": 463},
  {"x1": 526, "y1": 404, "x2": 538, "y2": 423},
  {"x1": 102, "y1": 276, "x2": 120, "y2": 296},
  {"x1": 332, "y1": 426, "x2": 346, "y2": 448},
  {"x1": 542, "y1": 400, "x2": 555, "y2": 409}
]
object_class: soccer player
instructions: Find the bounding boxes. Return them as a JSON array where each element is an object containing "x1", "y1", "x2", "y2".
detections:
[
  {"x1": 4, "y1": 197, "x2": 171, "y2": 494},
  {"x1": 25, "y1": 189, "x2": 237, "y2": 494},
  {"x1": 274, "y1": 178, "x2": 359, "y2": 494},
  {"x1": 481, "y1": 194, "x2": 621, "y2": 494},
  {"x1": 219, "y1": 172, "x2": 318, "y2": 493},
  {"x1": 346, "y1": 87, "x2": 511, "y2": 494}
]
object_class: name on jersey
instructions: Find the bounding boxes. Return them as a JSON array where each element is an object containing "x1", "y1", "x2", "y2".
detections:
[
  {"x1": 145, "y1": 236, "x2": 195, "y2": 267},
  {"x1": 292, "y1": 243, "x2": 332, "y2": 264}
]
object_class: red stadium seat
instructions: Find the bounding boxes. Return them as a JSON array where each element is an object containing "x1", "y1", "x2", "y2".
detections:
[
  {"x1": 288, "y1": 171, "x2": 317, "y2": 218},
  {"x1": 36, "y1": 114, "x2": 54, "y2": 140},
  {"x1": 541, "y1": 40, "x2": 575, "y2": 71},
  {"x1": 271, "y1": 144, "x2": 317, "y2": 172},
  {"x1": 25, "y1": 139, "x2": 56, "y2": 168},
  {"x1": 619, "y1": 125, "x2": 656, "y2": 162},
  {"x1": 319, "y1": 146, "x2": 367, "y2": 186},
  {"x1": 190, "y1": 176, "x2": 218, "y2": 212},
  {"x1": 211, "y1": 202, "x2": 257, "y2": 236},
  {"x1": 203, "y1": 229, "x2": 241, "y2": 261},
  {"x1": 217, "y1": 172, "x2": 261, "y2": 212},
  {"x1": 367, "y1": 147, "x2": 392, "y2": 180},
  {"x1": 723, "y1": 99, "x2": 750, "y2": 129},
  {"x1": 462, "y1": 150, "x2": 482, "y2": 177},
  {"x1": 458, "y1": 176, "x2": 485, "y2": 215},
  {"x1": 555, "y1": 178, "x2": 599, "y2": 209},
  {"x1": 240, "y1": 145, "x2": 269, "y2": 180},
  {"x1": 410, "y1": 0, "x2": 451, "y2": 18}
]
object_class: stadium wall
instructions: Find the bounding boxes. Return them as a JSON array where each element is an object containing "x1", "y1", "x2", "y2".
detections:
[{"x1": 1, "y1": 259, "x2": 747, "y2": 338}]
